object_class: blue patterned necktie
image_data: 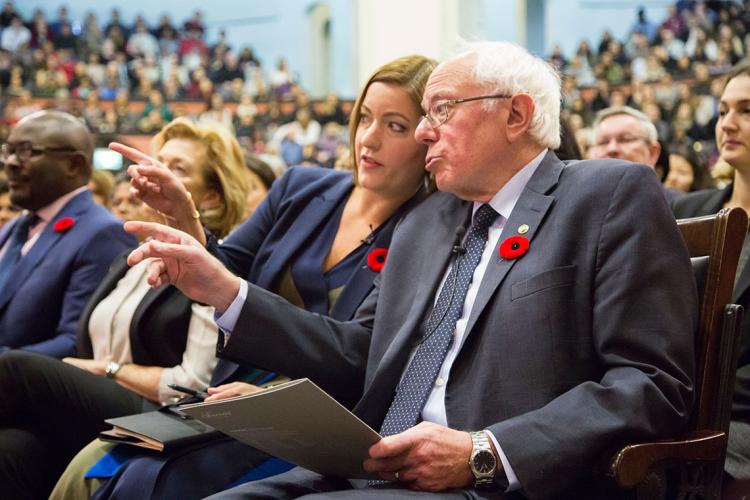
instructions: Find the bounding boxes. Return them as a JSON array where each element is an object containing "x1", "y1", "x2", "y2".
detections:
[
  {"x1": 0, "y1": 213, "x2": 38, "y2": 291},
  {"x1": 378, "y1": 203, "x2": 498, "y2": 438}
]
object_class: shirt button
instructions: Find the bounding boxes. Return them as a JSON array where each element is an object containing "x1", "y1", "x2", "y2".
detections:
[{"x1": 435, "y1": 377, "x2": 445, "y2": 387}]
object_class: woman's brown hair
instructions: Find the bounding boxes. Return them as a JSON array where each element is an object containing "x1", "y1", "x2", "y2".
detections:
[{"x1": 347, "y1": 55, "x2": 437, "y2": 186}]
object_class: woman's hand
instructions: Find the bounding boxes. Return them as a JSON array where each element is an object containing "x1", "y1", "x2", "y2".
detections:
[
  {"x1": 63, "y1": 357, "x2": 107, "y2": 376},
  {"x1": 205, "y1": 382, "x2": 265, "y2": 402},
  {"x1": 109, "y1": 142, "x2": 196, "y2": 223}
]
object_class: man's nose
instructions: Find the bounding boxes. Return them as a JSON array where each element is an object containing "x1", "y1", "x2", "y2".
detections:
[{"x1": 415, "y1": 117, "x2": 436, "y2": 144}]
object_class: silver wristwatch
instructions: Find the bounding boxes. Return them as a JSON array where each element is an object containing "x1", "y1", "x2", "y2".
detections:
[
  {"x1": 105, "y1": 361, "x2": 122, "y2": 379},
  {"x1": 468, "y1": 431, "x2": 497, "y2": 488}
]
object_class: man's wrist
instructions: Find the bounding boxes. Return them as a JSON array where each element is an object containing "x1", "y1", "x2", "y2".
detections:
[{"x1": 215, "y1": 274, "x2": 242, "y2": 315}]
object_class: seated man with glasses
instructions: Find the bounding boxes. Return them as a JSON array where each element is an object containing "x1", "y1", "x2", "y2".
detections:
[
  {"x1": 588, "y1": 105, "x2": 681, "y2": 201},
  {"x1": 126, "y1": 41, "x2": 695, "y2": 498},
  {"x1": 0, "y1": 110, "x2": 135, "y2": 357}
]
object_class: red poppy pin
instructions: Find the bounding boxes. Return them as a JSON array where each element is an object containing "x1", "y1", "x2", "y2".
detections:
[
  {"x1": 367, "y1": 248, "x2": 388, "y2": 272},
  {"x1": 53, "y1": 217, "x2": 76, "y2": 233},
  {"x1": 498, "y1": 235, "x2": 529, "y2": 260}
]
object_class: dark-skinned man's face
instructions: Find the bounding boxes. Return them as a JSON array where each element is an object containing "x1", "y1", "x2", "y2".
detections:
[{"x1": 4, "y1": 122, "x2": 80, "y2": 211}]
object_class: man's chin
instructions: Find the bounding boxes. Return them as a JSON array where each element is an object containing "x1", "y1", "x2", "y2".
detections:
[{"x1": 9, "y1": 192, "x2": 32, "y2": 210}]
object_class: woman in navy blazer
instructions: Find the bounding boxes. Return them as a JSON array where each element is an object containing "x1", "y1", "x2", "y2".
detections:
[{"x1": 54, "y1": 54, "x2": 437, "y2": 500}]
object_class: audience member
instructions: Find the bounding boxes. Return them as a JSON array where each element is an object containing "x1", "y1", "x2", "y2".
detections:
[
  {"x1": 0, "y1": 118, "x2": 249, "y2": 500},
  {"x1": 589, "y1": 105, "x2": 681, "y2": 201},
  {"x1": 0, "y1": 176, "x2": 20, "y2": 229},
  {"x1": 665, "y1": 143, "x2": 709, "y2": 193},
  {"x1": 243, "y1": 153, "x2": 276, "y2": 218},
  {"x1": 54, "y1": 53, "x2": 437, "y2": 500},
  {"x1": 0, "y1": 1, "x2": 18, "y2": 28},
  {"x1": 1, "y1": 16, "x2": 30, "y2": 53},
  {"x1": 0, "y1": 110, "x2": 135, "y2": 357},
  {"x1": 87, "y1": 168, "x2": 115, "y2": 209},
  {"x1": 110, "y1": 172, "x2": 149, "y2": 224},
  {"x1": 672, "y1": 62, "x2": 750, "y2": 499},
  {"x1": 127, "y1": 40, "x2": 695, "y2": 499}
]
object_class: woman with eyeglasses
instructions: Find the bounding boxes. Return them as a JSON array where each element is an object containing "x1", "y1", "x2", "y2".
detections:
[
  {"x1": 672, "y1": 62, "x2": 750, "y2": 498},
  {"x1": 52, "y1": 54, "x2": 437, "y2": 500}
]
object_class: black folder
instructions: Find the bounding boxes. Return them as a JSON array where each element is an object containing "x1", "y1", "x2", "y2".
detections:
[{"x1": 99, "y1": 407, "x2": 221, "y2": 452}]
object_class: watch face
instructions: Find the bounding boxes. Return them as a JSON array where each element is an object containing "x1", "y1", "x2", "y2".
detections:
[{"x1": 472, "y1": 450, "x2": 496, "y2": 474}]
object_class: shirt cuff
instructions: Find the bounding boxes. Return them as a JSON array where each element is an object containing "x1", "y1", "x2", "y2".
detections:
[
  {"x1": 214, "y1": 279, "x2": 248, "y2": 335},
  {"x1": 486, "y1": 430, "x2": 520, "y2": 491}
]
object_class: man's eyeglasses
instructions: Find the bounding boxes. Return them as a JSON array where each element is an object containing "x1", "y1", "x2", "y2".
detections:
[
  {"x1": 421, "y1": 94, "x2": 512, "y2": 129},
  {"x1": 0, "y1": 142, "x2": 79, "y2": 163},
  {"x1": 593, "y1": 135, "x2": 649, "y2": 148}
]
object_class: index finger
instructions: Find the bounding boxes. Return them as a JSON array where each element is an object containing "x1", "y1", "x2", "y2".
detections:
[
  {"x1": 124, "y1": 220, "x2": 191, "y2": 246},
  {"x1": 110, "y1": 142, "x2": 160, "y2": 166}
]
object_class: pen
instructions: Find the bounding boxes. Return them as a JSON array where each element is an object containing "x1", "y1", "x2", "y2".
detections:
[{"x1": 168, "y1": 383, "x2": 209, "y2": 401}]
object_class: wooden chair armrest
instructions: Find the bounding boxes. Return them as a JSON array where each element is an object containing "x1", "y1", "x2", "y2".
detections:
[{"x1": 609, "y1": 430, "x2": 727, "y2": 488}]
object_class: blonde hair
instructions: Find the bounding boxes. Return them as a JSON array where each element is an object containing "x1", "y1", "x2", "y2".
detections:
[
  {"x1": 153, "y1": 118, "x2": 249, "y2": 238},
  {"x1": 88, "y1": 169, "x2": 115, "y2": 209},
  {"x1": 348, "y1": 55, "x2": 437, "y2": 184}
]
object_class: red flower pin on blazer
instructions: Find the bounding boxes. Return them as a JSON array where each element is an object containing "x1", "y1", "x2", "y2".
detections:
[
  {"x1": 498, "y1": 235, "x2": 529, "y2": 260},
  {"x1": 53, "y1": 217, "x2": 76, "y2": 233},
  {"x1": 367, "y1": 248, "x2": 388, "y2": 272}
]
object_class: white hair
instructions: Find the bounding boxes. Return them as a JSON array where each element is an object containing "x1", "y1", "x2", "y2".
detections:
[
  {"x1": 592, "y1": 106, "x2": 659, "y2": 144},
  {"x1": 450, "y1": 40, "x2": 562, "y2": 149}
]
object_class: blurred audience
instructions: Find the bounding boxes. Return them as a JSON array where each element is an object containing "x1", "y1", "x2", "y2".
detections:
[
  {"x1": 87, "y1": 168, "x2": 115, "y2": 208},
  {"x1": 0, "y1": 175, "x2": 21, "y2": 228}
]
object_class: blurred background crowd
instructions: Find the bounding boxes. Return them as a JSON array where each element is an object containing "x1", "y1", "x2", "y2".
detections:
[{"x1": 1, "y1": 0, "x2": 750, "y2": 229}]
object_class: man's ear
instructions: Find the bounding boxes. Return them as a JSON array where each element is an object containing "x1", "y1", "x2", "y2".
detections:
[
  {"x1": 506, "y1": 93, "x2": 535, "y2": 144},
  {"x1": 68, "y1": 152, "x2": 89, "y2": 181},
  {"x1": 647, "y1": 140, "x2": 662, "y2": 167}
]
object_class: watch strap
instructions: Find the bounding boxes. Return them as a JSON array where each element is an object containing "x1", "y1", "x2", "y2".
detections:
[{"x1": 469, "y1": 431, "x2": 497, "y2": 488}]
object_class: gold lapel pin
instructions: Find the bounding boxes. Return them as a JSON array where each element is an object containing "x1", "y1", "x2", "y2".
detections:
[{"x1": 518, "y1": 224, "x2": 529, "y2": 234}]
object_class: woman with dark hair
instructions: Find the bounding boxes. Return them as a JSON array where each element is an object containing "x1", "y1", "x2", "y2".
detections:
[
  {"x1": 672, "y1": 62, "x2": 750, "y2": 498},
  {"x1": 53, "y1": 54, "x2": 437, "y2": 500},
  {"x1": 243, "y1": 153, "x2": 276, "y2": 219},
  {"x1": 664, "y1": 144, "x2": 709, "y2": 193}
]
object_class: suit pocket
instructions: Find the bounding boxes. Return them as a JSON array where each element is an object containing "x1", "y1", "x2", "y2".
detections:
[{"x1": 511, "y1": 264, "x2": 577, "y2": 301}]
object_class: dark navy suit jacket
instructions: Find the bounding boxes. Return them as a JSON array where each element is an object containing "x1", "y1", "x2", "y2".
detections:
[
  {"x1": 0, "y1": 190, "x2": 136, "y2": 358},
  {"x1": 210, "y1": 166, "x2": 420, "y2": 395},
  {"x1": 223, "y1": 153, "x2": 696, "y2": 498}
]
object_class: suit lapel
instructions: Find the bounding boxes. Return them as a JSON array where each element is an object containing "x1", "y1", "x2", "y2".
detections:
[
  {"x1": 330, "y1": 229, "x2": 383, "y2": 321},
  {"x1": 361, "y1": 196, "x2": 471, "y2": 403},
  {"x1": 75, "y1": 252, "x2": 130, "y2": 357},
  {"x1": 0, "y1": 221, "x2": 12, "y2": 247},
  {"x1": 464, "y1": 152, "x2": 563, "y2": 336},
  {"x1": 0, "y1": 191, "x2": 92, "y2": 309},
  {"x1": 130, "y1": 282, "x2": 172, "y2": 337},
  {"x1": 330, "y1": 188, "x2": 427, "y2": 321},
  {"x1": 261, "y1": 179, "x2": 351, "y2": 287},
  {"x1": 212, "y1": 179, "x2": 353, "y2": 386}
]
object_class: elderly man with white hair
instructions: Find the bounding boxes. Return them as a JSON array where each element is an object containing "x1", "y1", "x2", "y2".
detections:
[{"x1": 127, "y1": 41, "x2": 697, "y2": 499}]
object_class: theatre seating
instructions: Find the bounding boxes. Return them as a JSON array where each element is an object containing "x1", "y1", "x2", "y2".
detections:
[{"x1": 604, "y1": 207, "x2": 747, "y2": 499}]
